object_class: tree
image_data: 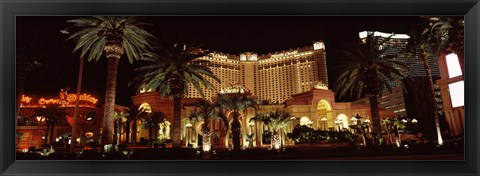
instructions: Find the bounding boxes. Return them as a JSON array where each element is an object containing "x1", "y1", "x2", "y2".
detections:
[
  {"x1": 132, "y1": 39, "x2": 220, "y2": 148},
  {"x1": 16, "y1": 46, "x2": 45, "y2": 120},
  {"x1": 140, "y1": 112, "x2": 166, "y2": 148},
  {"x1": 215, "y1": 89, "x2": 257, "y2": 151},
  {"x1": 381, "y1": 118, "x2": 395, "y2": 146},
  {"x1": 334, "y1": 33, "x2": 409, "y2": 144},
  {"x1": 250, "y1": 110, "x2": 294, "y2": 150},
  {"x1": 188, "y1": 99, "x2": 228, "y2": 152},
  {"x1": 67, "y1": 16, "x2": 154, "y2": 145},
  {"x1": 407, "y1": 16, "x2": 464, "y2": 145},
  {"x1": 125, "y1": 105, "x2": 147, "y2": 145},
  {"x1": 35, "y1": 104, "x2": 68, "y2": 144},
  {"x1": 113, "y1": 111, "x2": 129, "y2": 145}
]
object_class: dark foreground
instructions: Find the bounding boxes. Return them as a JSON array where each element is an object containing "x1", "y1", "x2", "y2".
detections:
[{"x1": 16, "y1": 143, "x2": 464, "y2": 160}]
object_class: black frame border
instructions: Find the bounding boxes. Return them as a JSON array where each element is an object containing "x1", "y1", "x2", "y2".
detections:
[{"x1": 1, "y1": 0, "x2": 479, "y2": 176}]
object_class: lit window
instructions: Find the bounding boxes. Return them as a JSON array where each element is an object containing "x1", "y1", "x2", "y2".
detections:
[
  {"x1": 449, "y1": 81, "x2": 464, "y2": 108},
  {"x1": 446, "y1": 53, "x2": 463, "y2": 78}
]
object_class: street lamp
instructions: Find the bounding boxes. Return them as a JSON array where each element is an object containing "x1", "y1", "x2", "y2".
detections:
[
  {"x1": 320, "y1": 117, "x2": 327, "y2": 131},
  {"x1": 412, "y1": 119, "x2": 418, "y2": 124}
]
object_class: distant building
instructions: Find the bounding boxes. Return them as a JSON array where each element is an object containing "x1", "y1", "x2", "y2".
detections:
[
  {"x1": 182, "y1": 41, "x2": 328, "y2": 104},
  {"x1": 358, "y1": 31, "x2": 440, "y2": 88}
]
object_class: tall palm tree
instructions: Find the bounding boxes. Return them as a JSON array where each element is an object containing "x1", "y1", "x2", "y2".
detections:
[
  {"x1": 140, "y1": 112, "x2": 166, "y2": 148},
  {"x1": 125, "y1": 105, "x2": 146, "y2": 145},
  {"x1": 250, "y1": 110, "x2": 294, "y2": 150},
  {"x1": 35, "y1": 104, "x2": 68, "y2": 144},
  {"x1": 16, "y1": 46, "x2": 45, "y2": 120},
  {"x1": 113, "y1": 111, "x2": 129, "y2": 145},
  {"x1": 215, "y1": 90, "x2": 257, "y2": 151},
  {"x1": 334, "y1": 33, "x2": 409, "y2": 144},
  {"x1": 67, "y1": 16, "x2": 154, "y2": 145},
  {"x1": 189, "y1": 99, "x2": 228, "y2": 152},
  {"x1": 407, "y1": 17, "x2": 464, "y2": 145},
  {"x1": 132, "y1": 39, "x2": 220, "y2": 148}
]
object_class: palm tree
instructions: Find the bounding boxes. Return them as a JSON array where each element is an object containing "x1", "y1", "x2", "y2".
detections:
[
  {"x1": 407, "y1": 16, "x2": 464, "y2": 145},
  {"x1": 250, "y1": 110, "x2": 294, "y2": 150},
  {"x1": 132, "y1": 39, "x2": 220, "y2": 148},
  {"x1": 140, "y1": 112, "x2": 166, "y2": 148},
  {"x1": 125, "y1": 105, "x2": 147, "y2": 145},
  {"x1": 113, "y1": 111, "x2": 129, "y2": 145},
  {"x1": 35, "y1": 104, "x2": 68, "y2": 144},
  {"x1": 215, "y1": 89, "x2": 257, "y2": 151},
  {"x1": 381, "y1": 118, "x2": 395, "y2": 146},
  {"x1": 189, "y1": 99, "x2": 228, "y2": 152},
  {"x1": 67, "y1": 16, "x2": 154, "y2": 145},
  {"x1": 16, "y1": 46, "x2": 45, "y2": 120},
  {"x1": 334, "y1": 33, "x2": 409, "y2": 144}
]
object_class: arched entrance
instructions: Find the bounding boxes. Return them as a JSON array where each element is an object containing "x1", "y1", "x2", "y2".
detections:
[
  {"x1": 317, "y1": 100, "x2": 332, "y2": 130},
  {"x1": 335, "y1": 114, "x2": 349, "y2": 131}
]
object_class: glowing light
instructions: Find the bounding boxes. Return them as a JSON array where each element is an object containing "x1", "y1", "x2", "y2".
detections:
[
  {"x1": 22, "y1": 148, "x2": 28, "y2": 153},
  {"x1": 210, "y1": 53, "x2": 228, "y2": 59},
  {"x1": 185, "y1": 123, "x2": 193, "y2": 128},
  {"x1": 21, "y1": 95, "x2": 32, "y2": 104},
  {"x1": 55, "y1": 138, "x2": 60, "y2": 142},
  {"x1": 202, "y1": 134, "x2": 211, "y2": 152},
  {"x1": 272, "y1": 133, "x2": 281, "y2": 150},
  {"x1": 271, "y1": 50, "x2": 298, "y2": 58},
  {"x1": 240, "y1": 54, "x2": 247, "y2": 61},
  {"x1": 299, "y1": 117, "x2": 312, "y2": 126},
  {"x1": 412, "y1": 119, "x2": 418, "y2": 123},
  {"x1": 313, "y1": 41, "x2": 325, "y2": 50},
  {"x1": 359, "y1": 31, "x2": 410, "y2": 39},
  {"x1": 449, "y1": 81, "x2": 464, "y2": 108},
  {"x1": 139, "y1": 103, "x2": 152, "y2": 113},
  {"x1": 446, "y1": 53, "x2": 463, "y2": 78},
  {"x1": 85, "y1": 132, "x2": 94, "y2": 138},
  {"x1": 313, "y1": 81, "x2": 328, "y2": 90}
]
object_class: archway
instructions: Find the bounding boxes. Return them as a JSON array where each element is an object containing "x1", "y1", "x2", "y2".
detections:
[{"x1": 335, "y1": 114, "x2": 349, "y2": 131}]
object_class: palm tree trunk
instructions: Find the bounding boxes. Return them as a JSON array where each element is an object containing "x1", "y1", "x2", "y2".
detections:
[
  {"x1": 231, "y1": 111, "x2": 241, "y2": 151},
  {"x1": 420, "y1": 51, "x2": 444, "y2": 145},
  {"x1": 132, "y1": 119, "x2": 138, "y2": 145},
  {"x1": 368, "y1": 96, "x2": 381, "y2": 144},
  {"x1": 49, "y1": 122, "x2": 55, "y2": 144},
  {"x1": 172, "y1": 95, "x2": 183, "y2": 148},
  {"x1": 148, "y1": 127, "x2": 153, "y2": 148},
  {"x1": 125, "y1": 120, "x2": 131, "y2": 144},
  {"x1": 101, "y1": 57, "x2": 119, "y2": 145},
  {"x1": 45, "y1": 123, "x2": 51, "y2": 145}
]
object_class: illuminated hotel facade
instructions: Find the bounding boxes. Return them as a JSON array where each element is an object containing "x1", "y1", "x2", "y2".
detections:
[
  {"x1": 186, "y1": 41, "x2": 328, "y2": 104},
  {"x1": 132, "y1": 41, "x2": 395, "y2": 149}
]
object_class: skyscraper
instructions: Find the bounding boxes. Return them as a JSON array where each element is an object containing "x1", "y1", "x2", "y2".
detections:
[
  {"x1": 358, "y1": 31, "x2": 440, "y2": 88},
  {"x1": 186, "y1": 41, "x2": 328, "y2": 104}
]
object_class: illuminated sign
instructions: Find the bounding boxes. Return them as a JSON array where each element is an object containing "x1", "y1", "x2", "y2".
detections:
[
  {"x1": 210, "y1": 53, "x2": 228, "y2": 59},
  {"x1": 21, "y1": 93, "x2": 98, "y2": 107},
  {"x1": 271, "y1": 50, "x2": 298, "y2": 58},
  {"x1": 21, "y1": 95, "x2": 32, "y2": 104}
]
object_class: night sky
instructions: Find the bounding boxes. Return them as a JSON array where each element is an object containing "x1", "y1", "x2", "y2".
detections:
[{"x1": 17, "y1": 16, "x2": 424, "y2": 106}]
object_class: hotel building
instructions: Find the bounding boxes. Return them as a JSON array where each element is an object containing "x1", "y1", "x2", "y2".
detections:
[
  {"x1": 132, "y1": 41, "x2": 395, "y2": 149},
  {"x1": 186, "y1": 41, "x2": 328, "y2": 104}
]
